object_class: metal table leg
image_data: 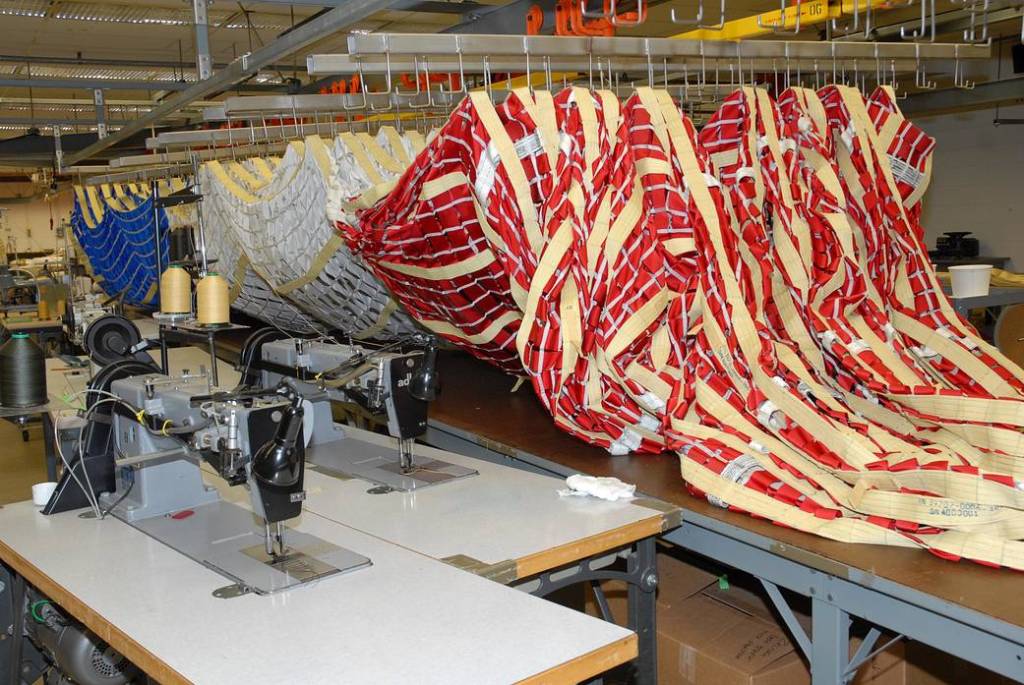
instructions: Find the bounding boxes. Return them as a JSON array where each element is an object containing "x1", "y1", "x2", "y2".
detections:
[
  {"x1": 627, "y1": 536, "x2": 658, "y2": 685},
  {"x1": 811, "y1": 597, "x2": 850, "y2": 685},
  {"x1": 513, "y1": 537, "x2": 660, "y2": 685}
]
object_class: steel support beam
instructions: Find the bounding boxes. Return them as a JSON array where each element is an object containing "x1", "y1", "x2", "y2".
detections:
[
  {"x1": 901, "y1": 77, "x2": 1024, "y2": 115},
  {"x1": 252, "y1": 0, "x2": 482, "y2": 12},
  {"x1": 849, "y1": 3, "x2": 1023, "y2": 40},
  {"x1": 63, "y1": 0, "x2": 393, "y2": 166},
  {"x1": 0, "y1": 77, "x2": 190, "y2": 91},
  {"x1": 0, "y1": 54, "x2": 297, "y2": 73},
  {"x1": 193, "y1": 0, "x2": 213, "y2": 81},
  {"x1": 442, "y1": 0, "x2": 555, "y2": 34},
  {"x1": 93, "y1": 89, "x2": 107, "y2": 139},
  {"x1": 0, "y1": 118, "x2": 129, "y2": 127}
]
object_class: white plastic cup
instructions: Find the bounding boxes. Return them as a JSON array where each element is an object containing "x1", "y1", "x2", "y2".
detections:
[
  {"x1": 31, "y1": 482, "x2": 57, "y2": 507},
  {"x1": 949, "y1": 264, "x2": 992, "y2": 298}
]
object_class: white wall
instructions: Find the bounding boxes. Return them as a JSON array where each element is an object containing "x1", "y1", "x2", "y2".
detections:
[
  {"x1": 0, "y1": 185, "x2": 73, "y2": 255},
  {"x1": 918, "y1": 104, "x2": 1024, "y2": 269}
]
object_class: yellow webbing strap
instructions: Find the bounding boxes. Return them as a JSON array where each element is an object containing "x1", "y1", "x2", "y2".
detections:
[
  {"x1": 275, "y1": 234, "x2": 346, "y2": 295},
  {"x1": 352, "y1": 298, "x2": 401, "y2": 340},
  {"x1": 380, "y1": 126, "x2": 410, "y2": 167},
  {"x1": 339, "y1": 132, "x2": 384, "y2": 186},
  {"x1": 406, "y1": 131, "x2": 426, "y2": 154},
  {"x1": 469, "y1": 91, "x2": 544, "y2": 256}
]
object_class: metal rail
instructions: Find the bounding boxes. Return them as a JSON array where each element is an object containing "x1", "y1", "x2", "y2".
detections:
[
  {"x1": 342, "y1": 32, "x2": 990, "y2": 61},
  {"x1": 62, "y1": 0, "x2": 397, "y2": 167}
]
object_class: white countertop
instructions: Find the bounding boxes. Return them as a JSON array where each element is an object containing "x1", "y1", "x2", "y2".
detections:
[
  {"x1": 272, "y1": 428, "x2": 664, "y2": 573},
  {"x1": 0, "y1": 499, "x2": 634, "y2": 684}
]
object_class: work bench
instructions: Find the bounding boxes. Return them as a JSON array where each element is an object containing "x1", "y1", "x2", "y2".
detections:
[
  {"x1": 5, "y1": 342, "x2": 680, "y2": 683},
  {"x1": 425, "y1": 351, "x2": 1024, "y2": 685},
  {"x1": 0, "y1": 496, "x2": 638, "y2": 684}
]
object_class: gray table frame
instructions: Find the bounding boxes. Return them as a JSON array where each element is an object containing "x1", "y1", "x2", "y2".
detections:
[
  {"x1": 424, "y1": 419, "x2": 1024, "y2": 685},
  {"x1": 946, "y1": 286, "x2": 1024, "y2": 317}
]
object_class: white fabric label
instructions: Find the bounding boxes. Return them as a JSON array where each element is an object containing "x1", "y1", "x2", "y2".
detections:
[
  {"x1": 858, "y1": 384, "x2": 881, "y2": 405},
  {"x1": 559, "y1": 131, "x2": 574, "y2": 156},
  {"x1": 608, "y1": 427, "x2": 643, "y2": 455},
  {"x1": 638, "y1": 390, "x2": 666, "y2": 413},
  {"x1": 513, "y1": 132, "x2": 544, "y2": 160},
  {"x1": 888, "y1": 155, "x2": 924, "y2": 189},
  {"x1": 473, "y1": 142, "x2": 501, "y2": 206},
  {"x1": 848, "y1": 339, "x2": 870, "y2": 354},
  {"x1": 639, "y1": 413, "x2": 661, "y2": 432},
  {"x1": 707, "y1": 454, "x2": 765, "y2": 509},
  {"x1": 841, "y1": 124, "x2": 855, "y2": 151},
  {"x1": 756, "y1": 400, "x2": 786, "y2": 430}
]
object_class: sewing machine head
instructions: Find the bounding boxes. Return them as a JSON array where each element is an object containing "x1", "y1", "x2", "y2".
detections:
[
  {"x1": 42, "y1": 362, "x2": 374, "y2": 596},
  {"x1": 100, "y1": 371, "x2": 311, "y2": 556}
]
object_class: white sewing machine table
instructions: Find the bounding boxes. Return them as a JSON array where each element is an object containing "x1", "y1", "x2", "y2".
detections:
[
  {"x1": 19, "y1": 346, "x2": 678, "y2": 683},
  {"x1": 206, "y1": 425, "x2": 679, "y2": 684},
  {"x1": 0, "y1": 497, "x2": 636, "y2": 684}
]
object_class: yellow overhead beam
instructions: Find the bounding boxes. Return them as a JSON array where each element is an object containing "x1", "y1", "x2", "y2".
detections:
[
  {"x1": 672, "y1": 0, "x2": 900, "y2": 41},
  {"x1": 471, "y1": 70, "x2": 581, "y2": 92}
]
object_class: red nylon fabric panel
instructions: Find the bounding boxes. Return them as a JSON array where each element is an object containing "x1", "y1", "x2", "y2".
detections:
[{"x1": 340, "y1": 86, "x2": 1024, "y2": 569}]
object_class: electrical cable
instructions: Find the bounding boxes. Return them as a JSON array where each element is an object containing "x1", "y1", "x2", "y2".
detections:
[
  {"x1": 54, "y1": 388, "x2": 143, "y2": 517},
  {"x1": 99, "y1": 468, "x2": 135, "y2": 519}
]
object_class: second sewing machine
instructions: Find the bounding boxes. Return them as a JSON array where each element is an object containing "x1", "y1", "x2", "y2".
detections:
[{"x1": 45, "y1": 330, "x2": 476, "y2": 597}]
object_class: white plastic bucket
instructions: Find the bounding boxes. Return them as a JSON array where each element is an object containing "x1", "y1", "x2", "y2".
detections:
[
  {"x1": 31, "y1": 481, "x2": 57, "y2": 506},
  {"x1": 949, "y1": 264, "x2": 992, "y2": 298}
]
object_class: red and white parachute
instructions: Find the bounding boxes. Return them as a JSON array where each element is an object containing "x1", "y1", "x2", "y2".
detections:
[{"x1": 343, "y1": 86, "x2": 1024, "y2": 570}]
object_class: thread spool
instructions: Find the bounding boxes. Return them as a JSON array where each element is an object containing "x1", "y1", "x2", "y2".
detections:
[
  {"x1": 196, "y1": 273, "x2": 230, "y2": 326},
  {"x1": 0, "y1": 333, "x2": 47, "y2": 407},
  {"x1": 160, "y1": 266, "x2": 192, "y2": 315},
  {"x1": 36, "y1": 298, "x2": 48, "y2": 319}
]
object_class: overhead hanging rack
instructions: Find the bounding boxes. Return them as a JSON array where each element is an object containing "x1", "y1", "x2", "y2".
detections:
[
  {"x1": 110, "y1": 141, "x2": 290, "y2": 166},
  {"x1": 83, "y1": 164, "x2": 194, "y2": 186},
  {"x1": 331, "y1": 32, "x2": 990, "y2": 64}
]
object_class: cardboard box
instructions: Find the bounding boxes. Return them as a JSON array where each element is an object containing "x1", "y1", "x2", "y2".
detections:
[
  {"x1": 584, "y1": 552, "x2": 1001, "y2": 685},
  {"x1": 658, "y1": 593, "x2": 807, "y2": 685},
  {"x1": 905, "y1": 643, "x2": 1015, "y2": 685},
  {"x1": 657, "y1": 589, "x2": 907, "y2": 685}
]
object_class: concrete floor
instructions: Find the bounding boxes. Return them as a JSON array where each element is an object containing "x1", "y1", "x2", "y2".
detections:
[{"x1": 0, "y1": 420, "x2": 47, "y2": 506}]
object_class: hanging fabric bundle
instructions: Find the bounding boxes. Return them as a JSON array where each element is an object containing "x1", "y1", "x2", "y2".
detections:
[
  {"x1": 71, "y1": 183, "x2": 168, "y2": 307},
  {"x1": 344, "y1": 84, "x2": 1024, "y2": 571},
  {"x1": 198, "y1": 163, "x2": 321, "y2": 334}
]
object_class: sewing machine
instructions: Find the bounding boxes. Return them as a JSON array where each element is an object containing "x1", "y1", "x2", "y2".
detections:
[
  {"x1": 252, "y1": 336, "x2": 476, "y2": 492},
  {"x1": 43, "y1": 334, "x2": 474, "y2": 596}
]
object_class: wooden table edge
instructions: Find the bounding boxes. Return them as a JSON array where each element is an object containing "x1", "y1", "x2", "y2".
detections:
[
  {"x1": 515, "y1": 633, "x2": 638, "y2": 684},
  {"x1": 0, "y1": 533, "x2": 191, "y2": 685},
  {"x1": 515, "y1": 515, "x2": 665, "y2": 579}
]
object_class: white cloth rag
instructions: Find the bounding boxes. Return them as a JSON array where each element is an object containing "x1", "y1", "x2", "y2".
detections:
[{"x1": 558, "y1": 474, "x2": 636, "y2": 502}]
